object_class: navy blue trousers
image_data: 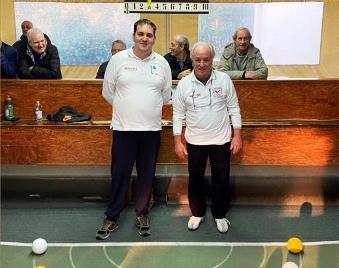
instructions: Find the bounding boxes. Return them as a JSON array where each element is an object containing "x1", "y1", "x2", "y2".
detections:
[
  {"x1": 105, "y1": 131, "x2": 161, "y2": 221},
  {"x1": 187, "y1": 142, "x2": 231, "y2": 219}
]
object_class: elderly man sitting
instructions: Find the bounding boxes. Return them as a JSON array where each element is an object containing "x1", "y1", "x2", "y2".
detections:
[{"x1": 17, "y1": 28, "x2": 62, "y2": 79}]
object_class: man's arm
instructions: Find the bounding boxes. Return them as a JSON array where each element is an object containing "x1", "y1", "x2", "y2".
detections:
[
  {"x1": 174, "y1": 134, "x2": 187, "y2": 160},
  {"x1": 1, "y1": 47, "x2": 17, "y2": 78},
  {"x1": 96, "y1": 62, "x2": 106, "y2": 79},
  {"x1": 102, "y1": 58, "x2": 116, "y2": 105},
  {"x1": 252, "y1": 50, "x2": 268, "y2": 79},
  {"x1": 230, "y1": 128, "x2": 242, "y2": 154},
  {"x1": 225, "y1": 78, "x2": 242, "y2": 154},
  {"x1": 17, "y1": 49, "x2": 34, "y2": 78},
  {"x1": 217, "y1": 53, "x2": 244, "y2": 80},
  {"x1": 172, "y1": 81, "x2": 187, "y2": 160},
  {"x1": 162, "y1": 60, "x2": 173, "y2": 104}
]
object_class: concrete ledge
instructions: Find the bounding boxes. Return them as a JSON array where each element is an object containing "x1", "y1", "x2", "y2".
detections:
[{"x1": 1, "y1": 164, "x2": 339, "y2": 205}]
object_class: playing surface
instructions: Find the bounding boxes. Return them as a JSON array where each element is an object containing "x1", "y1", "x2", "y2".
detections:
[{"x1": 1, "y1": 199, "x2": 338, "y2": 268}]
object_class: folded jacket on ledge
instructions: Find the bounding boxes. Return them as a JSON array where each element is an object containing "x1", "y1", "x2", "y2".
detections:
[{"x1": 47, "y1": 106, "x2": 91, "y2": 123}]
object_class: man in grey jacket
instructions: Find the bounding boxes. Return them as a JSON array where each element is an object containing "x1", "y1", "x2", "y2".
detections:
[{"x1": 217, "y1": 27, "x2": 268, "y2": 80}]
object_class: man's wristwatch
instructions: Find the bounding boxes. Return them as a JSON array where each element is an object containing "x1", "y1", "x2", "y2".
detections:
[{"x1": 242, "y1": 71, "x2": 246, "y2": 79}]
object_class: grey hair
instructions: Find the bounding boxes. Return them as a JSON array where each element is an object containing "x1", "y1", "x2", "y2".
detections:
[
  {"x1": 232, "y1": 27, "x2": 252, "y2": 41},
  {"x1": 26, "y1": 28, "x2": 44, "y2": 42},
  {"x1": 191, "y1": 42, "x2": 215, "y2": 59},
  {"x1": 112, "y1": 39, "x2": 126, "y2": 49},
  {"x1": 174, "y1": 35, "x2": 190, "y2": 52}
]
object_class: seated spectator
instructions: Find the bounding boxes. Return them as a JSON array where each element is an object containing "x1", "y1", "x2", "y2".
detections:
[
  {"x1": 217, "y1": 27, "x2": 268, "y2": 80},
  {"x1": 1, "y1": 39, "x2": 18, "y2": 78},
  {"x1": 13, "y1": 20, "x2": 51, "y2": 51},
  {"x1": 164, "y1": 35, "x2": 192, "y2": 80},
  {"x1": 96, "y1": 40, "x2": 126, "y2": 79},
  {"x1": 17, "y1": 28, "x2": 62, "y2": 79}
]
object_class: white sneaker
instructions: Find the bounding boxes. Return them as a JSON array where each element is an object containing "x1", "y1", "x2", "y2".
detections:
[
  {"x1": 215, "y1": 218, "x2": 231, "y2": 233},
  {"x1": 187, "y1": 216, "x2": 204, "y2": 231}
]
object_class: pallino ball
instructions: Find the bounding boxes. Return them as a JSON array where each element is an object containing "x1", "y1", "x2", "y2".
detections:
[
  {"x1": 32, "y1": 238, "x2": 48, "y2": 255},
  {"x1": 287, "y1": 237, "x2": 303, "y2": 254}
]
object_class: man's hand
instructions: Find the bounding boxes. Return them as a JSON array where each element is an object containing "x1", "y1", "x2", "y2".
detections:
[
  {"x1": 244, "y1": 71, "x2": 257, "y2": 80},
  {"x1": 177, "y1": 69, "x2": 191, "y2": 80},
  {"x1": 174, "y1": 135, "x2": 188, "y2": 160},
  {"x1": 230, "y1": 129, "x2": 242, "y2": 154}
]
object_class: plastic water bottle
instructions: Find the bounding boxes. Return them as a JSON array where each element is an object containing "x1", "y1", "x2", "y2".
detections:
[
  {"x1": 35, "y1": 100, "x2": 43, "y2": 121},
  {"x1": 5, "y1": 96, "x2": 14, "y2": 121}
]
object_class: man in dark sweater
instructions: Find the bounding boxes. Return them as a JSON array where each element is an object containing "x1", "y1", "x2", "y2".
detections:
[
  {"x1": 96, "y1": 40, "x2": 126, "y2": 79},
  {"x1": 17, "y1": 28, "x2": 62, "y2": 79},
  {"x1": 164, "y1": 35, "x2": 192, "y2": 80}
]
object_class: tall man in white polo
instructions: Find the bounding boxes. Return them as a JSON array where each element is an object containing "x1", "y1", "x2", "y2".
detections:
[
  {"x1": 97, "y1": 19, "x2": 172, "y2": 239},
  {"x1": 173, "y1": 42, "x2": 242, "y2": 233}
]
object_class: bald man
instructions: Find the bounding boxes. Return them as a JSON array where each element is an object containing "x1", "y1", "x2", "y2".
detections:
[{"x1": 13, "y1": 20, "x2": 51, "y2": 51}]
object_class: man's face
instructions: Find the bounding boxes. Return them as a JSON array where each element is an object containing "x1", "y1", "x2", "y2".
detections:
[
  {"x1": 169, "y1": 40, "x2": 182, "y2": 57},
  {"x1": 28, "y1": 33, "x2": 46, "y2": 54},
  {"x1": 133, "y1": 24, "x2": 155, "y2": 55},
  {"x1": 192, "y1": 46, "x2": 213, "y2": 82},
  {"x1": 111, "y1": 43, "x2": 125, "y2": 55},
  {"x1": 235, "y1": 30, "x2": 250, "y2": 55},
  {"x1": 21, "y1": 21, "x2": 33, "y2": 36}
]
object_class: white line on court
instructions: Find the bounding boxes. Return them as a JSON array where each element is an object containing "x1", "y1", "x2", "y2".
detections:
[
  {"x1": 69, "y1": 246, "x2": 76, "y2": 268},
  {"x1": 258, "y1": 246, "x2": 267, "y2": 268},
  {"x1": 2, "y1": 241, "x2": 339, "y2": 247},
  {"x1": 211, "y1": 245, "x2": 233, "y2": 268},
  {"x1": 103, "y1": 246, "x2": 120, "y2": 268}
]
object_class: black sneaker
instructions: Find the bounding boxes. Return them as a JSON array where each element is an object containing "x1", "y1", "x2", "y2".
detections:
[
  {"x1": 96, "y1": 219, "x2": 119, "y2": 240},
  {"x1": 136, "y1": 214, "x2": 151, "y2": 236}
]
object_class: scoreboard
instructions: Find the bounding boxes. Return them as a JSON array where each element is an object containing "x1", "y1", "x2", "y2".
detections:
[{"x1": 124, "y1": 0, "x2": 209, "y2": 14}]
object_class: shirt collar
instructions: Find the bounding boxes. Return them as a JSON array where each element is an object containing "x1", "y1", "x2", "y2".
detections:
[
  {"x1": 127, "y1": 47, "x2": 156, "y2": 61},
  {"x1": 190, "y1": 70, "x2": 216, "y2": 85}
]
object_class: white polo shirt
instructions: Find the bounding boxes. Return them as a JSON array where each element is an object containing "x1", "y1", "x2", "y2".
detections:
[
  {"x1": 102, "y1": 48, "x2": 172, "y2": 131},
  {"x1": 173, "y1": 70, "x2": 241, "y2": 145}
]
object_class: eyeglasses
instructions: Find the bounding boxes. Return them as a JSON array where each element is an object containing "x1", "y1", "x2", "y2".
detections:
[{"x1": 192, "y1": 86, "x2": 211, "y2": 110}]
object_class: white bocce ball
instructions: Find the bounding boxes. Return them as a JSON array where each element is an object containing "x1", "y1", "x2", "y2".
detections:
[
  {"x1": 282, "y1": 261, "x2": 298, "y2": 268},
  {"x1": 32, "y1": 238, "x2": 48, "y2": 255}
]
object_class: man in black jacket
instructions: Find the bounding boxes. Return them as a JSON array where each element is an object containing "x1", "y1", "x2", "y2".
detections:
[
  {"x1": 96, "y1": 40, "x2": 126, "y2": 79},
  {"x1": 164, "y1": 35, "x2": 192, "y2": 80},
  {"x1": 17, "y1": 28, "x2": 62, "y2": 79},
  {"x1": 13, "y1": 20, "x2": 33, "y2": 51},
  {"x1": 1, "y1": 40, "x2": 18, "y2": 78},
  {"x1": 13, "y1": 21, "x2": 52, "y2": 51}
]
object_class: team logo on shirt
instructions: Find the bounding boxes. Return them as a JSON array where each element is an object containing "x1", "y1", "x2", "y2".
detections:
[
  {"x1": 150, "y1": 64, "x2": 161, "y2": 75},
  {"x1": 212, "y1": 87, "x2": 223, "y2": 97}
]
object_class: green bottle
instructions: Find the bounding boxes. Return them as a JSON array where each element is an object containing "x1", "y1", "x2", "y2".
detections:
[{"x1": 5, "y1": 96, "x2": 14, "y2": 121}]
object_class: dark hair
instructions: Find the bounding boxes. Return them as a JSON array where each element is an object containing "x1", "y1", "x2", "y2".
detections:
[{"x1": 133, "y1": 19, "x2": 157, "y2": 37}]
